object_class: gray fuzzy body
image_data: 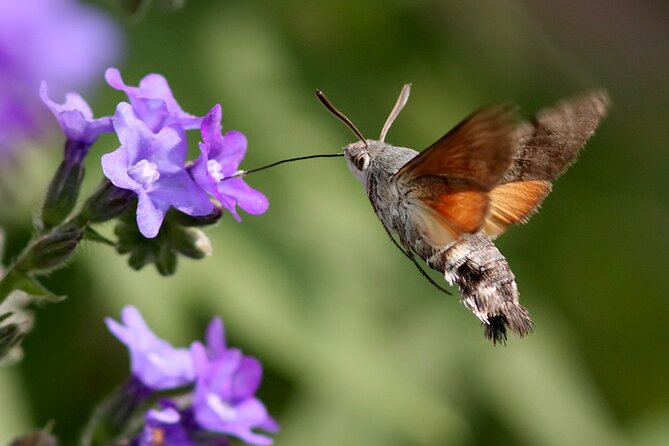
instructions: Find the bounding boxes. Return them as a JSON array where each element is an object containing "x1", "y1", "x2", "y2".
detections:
[
  {"x1": 345, "y1": 140, "x2": 531, "y2": 343},
  {"x1": 335, "y1": 89, "x2": 608, "y2": 343}
]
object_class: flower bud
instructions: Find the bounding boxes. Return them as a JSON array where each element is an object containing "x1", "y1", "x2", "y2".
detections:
[
  {"x1": 17, "y1": 225, "x2": 84, "y2": 273},
  {"x1": 171, "y1": 227, "x2": 212, "y2": 259},
  {"x1": 41, "y1": 139, "x2": 93, "y2": 230},
  {"x1": 78, "y1": 180, "x2": 136, "y2": 224},
  {"x1": 79, "y1": 378, "x2": 154, "y2": 445},
  {"x1": 113, "y1": 204, "x2": 216, "y2": 276}
]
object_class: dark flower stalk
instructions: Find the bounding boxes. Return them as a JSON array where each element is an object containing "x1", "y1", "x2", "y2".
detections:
[{"x1": 80, "y1": 378, "x2": 155, "y2": 446}]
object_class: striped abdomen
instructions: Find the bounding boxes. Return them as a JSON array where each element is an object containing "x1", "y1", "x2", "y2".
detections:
[{"x1": 417, "y1": 232, "x2": 533, "y2": 344}]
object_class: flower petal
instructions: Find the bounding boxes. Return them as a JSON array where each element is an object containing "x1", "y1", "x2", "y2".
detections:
[
  {"x1": 112, "y1": 102, "x2": 154, "y2": 163},
  {"x1": 120, "y1": 305, "x2": 152, "y2": 335},
  {"x1": 106, "y1": 306, "x2": 195, "y2": 389},
  {"x1": 217, "y1": 130, "x2": 247, "y2": 174},
  {"x1": 40, "y1": 81, "x2": 112, "y2": 143},
  {"x1": 149, "y1": 170, "x2": 214, "y2": 218},
  {"x1": 230, "y1": 356, "x2": 262, "y2": 401},
  {"x1": 206, "y1": 317, "x2": 227, "y2": 359},
  {"x1": 106, "y1": 68, "x2": 202, "y2": 132},
  {"x1": 218, "y1": 179, "x2": 269, "y2": 216},
  {"x1": 136, "y1": 189, "x2": 169, "y2": 238},
  {"x1": 151, "y1": 125, "x2": 188, "y2": 173},
  {"x1": 101, "y1": 147, "x2": 139, "y2": 191},
  {"x1": 105, "y1": 67, "x2": 135, "y2": 94}
]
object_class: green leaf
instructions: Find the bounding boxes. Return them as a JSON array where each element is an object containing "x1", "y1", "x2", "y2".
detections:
[{"x1": 0, "y1": 271, "x2": 65, "y2": 303}]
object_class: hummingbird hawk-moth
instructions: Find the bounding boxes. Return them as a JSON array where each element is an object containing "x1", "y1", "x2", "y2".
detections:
[{"x1": 316, "y1": 85, "x2": 610, "y2": 344}]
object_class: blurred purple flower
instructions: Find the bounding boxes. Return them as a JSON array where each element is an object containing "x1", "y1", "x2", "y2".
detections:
[
  {"x1": 101, "y1": 103, "x2": 214, "y2": 238},
  {"x1": 39, "y1": 81, "x2": 112, "y2": 162},
  {"x1": 140, "y1": 405, "x2": 195, "y2": 446},
  {"x1": 105, "y1": 68, "x2": 201, "y2": 133},
  {"x1": 106, "y1": 306, "x2": 195, "y2": 390},
  {"x1": 0, "y1": 0, "x2": 121, "y2": 157},
  {"x1": 204, "y1": 317, "x2": 227, "y2": 360},
  {"x1": 191, "y1": 105, "x2": 268, "y2": 221},
  {"x1": 190, "y1": 330, "x2": 278, "y2": 445}
]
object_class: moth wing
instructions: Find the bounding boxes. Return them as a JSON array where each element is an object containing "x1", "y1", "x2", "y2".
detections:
[
  {"x1": 484, "y1": 90, "x2": 610, "y2": 237},
  {"x1": 502, "y1": 89, "x2": 610, "y2": 183},
  {"x1": 483, "y1": 180, "x2": 552, "y2": 237},
  {"x1": 394, "y1": 105, "x2": 518, "y2": 246}
]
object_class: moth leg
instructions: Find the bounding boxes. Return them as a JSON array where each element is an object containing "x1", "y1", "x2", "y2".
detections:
[
  {"x1": 366, "y1": 196, "x2": 452, "y2": 296},
  {"x1": 389, "y1": 228, "x2": 453, "y2": 296}
]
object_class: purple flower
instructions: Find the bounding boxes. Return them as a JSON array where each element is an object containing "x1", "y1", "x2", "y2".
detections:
[
  {"x1": 140, "y1": 405, "x2": 195, "y2": 446},
  {"x1": 190, "y1": 324, "x2": 278, "y2": 445},
  {"x1": 105, "y1": 68, "x2": 201, "y2": 133},
  {"x1": 105, "y1": 306, "x2": 195, "y2": 390},
  {"x1": 101, "y1": 102, "x2": 214, "y2": 238},
  {"x1": 191, "y1": 105, "x2": 269, "y2": 221},
  {"x1": 0, "y1": 0, "x2": 121, "y2": 156},
  {"x1": 0, "y1": 77, "x2": 42, "y2": 160},
  {"x1": 39, "y1": 81, "x2": 112, "y2": 151},
  {"x1": 204, "y1": 317, "x2": 227, "y2": 360},
  {"x1": 0, "y1": 0, "x2": 121, "y2": 93}
]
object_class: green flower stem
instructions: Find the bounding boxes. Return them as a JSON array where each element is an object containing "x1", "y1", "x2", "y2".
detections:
[
  {"x1": 0, "y1": 180, "x2": 133, "y2": 365},
  {"x1": 0, "y1": 178, "x2": 134, "y2": 305},
  {"x1": 0, "y1": 221, "x2": 87, "y2": 304}
]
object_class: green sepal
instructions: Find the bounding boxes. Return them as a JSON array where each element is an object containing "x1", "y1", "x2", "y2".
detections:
[
  {"x1": 0, "y1": 271, "x2": 65, "y2": 303},
  {"x1": 17, "y1": 225, "x2": 84, "y2": 274},
  {"x1": 41, "y1": 160, "x2": 85, "y2": 231},
  {"x1": 84, "y1": 227, "x2": 116, "y2": 247}
]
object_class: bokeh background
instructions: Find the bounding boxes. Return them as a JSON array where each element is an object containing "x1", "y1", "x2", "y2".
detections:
[{"x1": 1, "y1": 0, "x2": 669, "y2": 444}]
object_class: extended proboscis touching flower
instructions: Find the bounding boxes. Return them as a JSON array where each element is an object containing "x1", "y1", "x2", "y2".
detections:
[
  {"x1": 191, "y1": 105, "x2": 269, "y2": 221},
  {"x1": 105, "y1": 306, "x2": 194, "y2": 390},
  {"x1": 190, "y1": 319, "x2": 279, "y2": 445},
  {"x1": 105, "y1": 68, "x2": 202, "y2": 133},
  {"x1": 102, "y1": 102, "x2": 213, "y2": 238}
]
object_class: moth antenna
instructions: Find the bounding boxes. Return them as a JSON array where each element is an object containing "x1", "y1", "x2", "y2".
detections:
[
  {"x1": 380, "y1": 83, "x2": 411, "y2": 142},
  {"x1": 315, "y1": 90, "x2": 369, "y2": 148}
]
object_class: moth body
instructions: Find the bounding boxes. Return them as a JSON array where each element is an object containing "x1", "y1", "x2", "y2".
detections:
[
  {"x1": 319, "y1": 85, "x2": 609, "y2": 344},
  {"x1": 344, "y1": 139, "x2": 531, "y2": 344}
]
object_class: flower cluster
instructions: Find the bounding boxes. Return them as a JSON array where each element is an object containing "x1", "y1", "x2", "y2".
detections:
[
  {"x1": 0, "y1": 0, "x2": 120, "y2": 159},
  {"x1": 106, "y1": 306, "x2": 278, "y2": 445},
  {"x1": 42, "y1": 68, "x2": 268, "y2": 239}
]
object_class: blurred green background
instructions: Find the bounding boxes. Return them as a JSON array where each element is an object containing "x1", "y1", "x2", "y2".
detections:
[{"x1": 1, "y1": 0, "x2": 669, "y2": 444}]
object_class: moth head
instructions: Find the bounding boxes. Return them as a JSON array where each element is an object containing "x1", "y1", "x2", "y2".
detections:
[{"x1": 344, "y1": 140, "x2": 371, "y2": 172}]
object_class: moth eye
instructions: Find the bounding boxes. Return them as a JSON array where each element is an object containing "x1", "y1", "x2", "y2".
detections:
[{"x1": 352, "y1": 153, "x2": 369, "y2": 171}]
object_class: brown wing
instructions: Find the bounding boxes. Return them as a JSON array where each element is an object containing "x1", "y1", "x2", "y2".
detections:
[
  {"x1": 394, "y1": 105, "x2": 518, "y2": 246},
  {"x1": 484, "y1": 90, "x2": 610, "y2": 238},
  {"x1": 483, "y1": 180, "x2": 552, "y2": 237}
]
